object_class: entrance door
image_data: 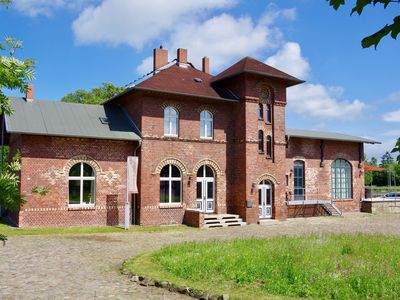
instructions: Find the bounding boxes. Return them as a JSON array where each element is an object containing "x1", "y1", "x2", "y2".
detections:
[
  {"x1": 196, "y1": 165, "x2": 215, "y2": 213},
  {"x1": 258, "y1": 180, "x2": 272, "y2": 219}
]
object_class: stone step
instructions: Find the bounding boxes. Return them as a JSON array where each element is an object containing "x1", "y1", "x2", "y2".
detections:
[
  {"x1": 204, "y1": 214, "x2": 240, "y2": 221},
  {"x1": 204, "y1": 218, "x2": 243, "y2": 225},
  {"x1": 203, "y1": 221, "x2": 247, "y2": 229}
]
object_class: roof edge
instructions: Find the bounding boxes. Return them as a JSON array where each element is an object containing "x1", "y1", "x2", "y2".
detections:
[{"x1": 286, "y1": 129, "x2": 380, "y2": 144}]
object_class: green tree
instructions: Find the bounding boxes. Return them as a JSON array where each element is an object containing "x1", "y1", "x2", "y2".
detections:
[
  {"x1": 327, "y1": 0, "x2": 400, "y2": 48},
  {"x1": 392, "y1": 137, "x2": 400, "y2": 163},
  {"x1": 61, "y1": 82, "x2": 125, "y2": 105}
]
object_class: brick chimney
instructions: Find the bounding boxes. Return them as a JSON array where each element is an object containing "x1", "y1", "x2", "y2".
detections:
[
  {"x1": 202, "y1": 56, "x2": 209, "y2": 74},
  {"x1": 153, "y1": 46, "x2": 168, "y2": 71},
  {"x1": 177, "y1": 48, "x2": 187, "y2": 64},
  {"x1": 26, "y1": 84, "x2": 34, "y2": 102}
]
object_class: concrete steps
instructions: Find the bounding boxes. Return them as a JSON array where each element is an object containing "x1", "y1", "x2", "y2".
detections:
[
  {"x1": 322, "y1": 202, "x2": 342, "y2": 216},
  {"x1": 203, "y1": 214, "x2": 247, "y2": 228}
]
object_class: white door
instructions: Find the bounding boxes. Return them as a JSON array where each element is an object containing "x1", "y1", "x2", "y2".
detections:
[
  {"x1": 196, "y1": 165, "x2": 215, "y2": 213},
  {"x1": 258, "y1": 180, "x2": 272, "y2": 219}
]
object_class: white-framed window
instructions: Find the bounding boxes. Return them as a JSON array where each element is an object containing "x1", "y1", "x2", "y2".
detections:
[
  {"x1": 331, "y1": 159, "x2": 352, "y2": 199},
  {"x1": 160, "y1": 164, "x2": 182, "y2": 204},
  {"x1": 164, "y1": 106, "x2": 178, "y2": 136},
  {"x1": 200, "y1": 110, "x2": 213, "y2": 139},
  {"x1": 68, "y1": 163, "x2": 96, "y2": 206}
]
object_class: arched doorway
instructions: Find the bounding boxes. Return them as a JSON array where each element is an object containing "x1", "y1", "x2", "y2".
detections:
[
  {"x1": 258, "y1": 180, "x2": 273, "y2": 219},
  {"x1": 196, "y1": 165, "x2": 215, "y2": 213}
]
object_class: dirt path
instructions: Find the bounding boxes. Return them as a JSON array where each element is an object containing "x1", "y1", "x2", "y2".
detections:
[{"x1": 1, "y1": 213, "x2": 399, "y2": 299}]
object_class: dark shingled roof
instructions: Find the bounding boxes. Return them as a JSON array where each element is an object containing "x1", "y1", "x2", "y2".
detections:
[
  {"x1": 5, "y1": 97, "x2": 140, "y2": 141},
  {"x1": 212, "y1": 56, "x2": 304, "y2": 86}
]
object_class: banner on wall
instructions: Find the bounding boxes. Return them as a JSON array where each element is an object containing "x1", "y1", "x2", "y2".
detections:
[{"x1": 127, "y1": 156, "x2": 138, "y2": 194}]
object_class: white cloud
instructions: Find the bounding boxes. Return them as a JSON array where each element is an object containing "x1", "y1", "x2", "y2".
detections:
[
  {"x1": 265, "y1": 42, "x2": 310, "y2": 78},
  {"x1": 72, "y1": 0, "x2": 235, "y2": 49},
  {"x1": 259, "y1": 3, "x2": 296, "y2": 26},
  {"x1": 287, "y1": 83, "x2": 366, "y2": 120},
  {"x1": 365, "y1": 139, "x2": 397, "y2": 160},
  {"x1": 13, "y1": 0, "x2": 92, "y2": 17},
  {"x1": 383, "y1": 109, "x2": 400, "y2": 122}
]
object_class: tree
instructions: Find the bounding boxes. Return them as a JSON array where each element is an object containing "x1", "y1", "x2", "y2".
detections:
[
  {"x1": 327, "y1": 0, "x2": 400, "y2": 48},
  {"x1": 380, "y1": 151, "x2": 394, "y2": 167},
  {"x1": 392, "y1": 137, "x2": 400, "y2": 163},
  {"x1": 61, "y1": 83, "x2": 125, "y2": 105}
]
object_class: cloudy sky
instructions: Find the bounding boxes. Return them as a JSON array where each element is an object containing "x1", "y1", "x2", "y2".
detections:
[{"x1": 1, "y1": 0, "x2": 399, "y2": 159}]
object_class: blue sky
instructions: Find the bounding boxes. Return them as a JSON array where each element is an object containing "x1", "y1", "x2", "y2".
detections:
[{"x1": 1, "y1": 0, "x2": 399, "y2": 159}]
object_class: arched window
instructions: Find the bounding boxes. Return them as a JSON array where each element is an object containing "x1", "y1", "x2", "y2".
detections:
[
  {"x1": 266, "y1": 135, "x2": 272, "y2": 158},
  {"x1": 200, "y1": 110, "x2": 213, "y2": 139},
  {"x1": 294, "y1": 160, "x2": 305, "y2": 200},
  {"x1": 331, "y1": 159, "x2": 352, "y2": 199},
  {"x1": 164, "y1": 107, "x2": 178, "y2": 136},
  {"x1": 160, "y1": 164, "x2": 182, "y2": 204},
  {"x1": 69, "y1": 163, "x2": 95, "y2": 206},
  {"x1": 266, "y1": 104, "x2": 271, "y2": 123},
  {"x1": 258, "y1": 103, "x2": 263, "y2": 120},
  {"x1": 258, "y1": 130, "x2": 264, "y2": 153}
]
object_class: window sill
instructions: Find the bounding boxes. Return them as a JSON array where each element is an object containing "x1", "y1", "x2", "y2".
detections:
[
  {"x1": 332, "y1": 198, "x2": 354, "y2": 202},
  {"x1": 266, "y1": 156, "x2": 272, "y2": 159},
  {"x1": 265, "y1": 122, "x2": 272, "y2": 125},
  {"x1": 164, "y1": 135, "x2": 178, "y2": 138},
  {"x1": 159, "y1": 203, "x2": 183, "y2": 209},
  {"x1": 258, "y1": 151, "x2": 264, "y2": 154},
  {"x1": 200, "y1": 137, "x2": 213, "y2": 140},
  {"x1": 68, "y1": 205, "x2": 95, "y2": 211}
]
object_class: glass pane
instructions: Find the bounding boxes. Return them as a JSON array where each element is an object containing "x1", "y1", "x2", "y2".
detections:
[
  {"x1": 196, "y1": 182, "x2": 202, "y2": 199},
  {"x1": 83, "y1": 163, "x2": 94, "y2": 177},
  {"x1": 164, "y1": 118, "x2": 170, "y2": 135},
  {"x1": 197, "y1": 166, "x2": 204, "y2": 177},
  {"x1": 171, "y1": 181, "x2": 181, "y2": 203},
  {"x1": 258, "y1": 104, "x2": 263, "y2": 119},
  {"x1": 171, "y1": 165, "x2": 180, "y2": 178},
  {"x1": 200, "y1": 120, "x2": 205, "y2": 137},
  {"x1": 205, "y1": 166, "x2": 213, "y2": 177},
  {"x1": 160, "y1": 181, "x2": 169, "y2": 203},
  {"x1": 160, "y1": 165, "x2": 169, "y2": 178},
  {"x1": 207, "y1": 182, "x2": 214, "y2": 199},
  {"x1": 207, "y1": 121, "x2": 212, "y2": 137},
  {"x1": 69, "y1": 164, "x2": 81, "y2": 177},
  {"x1": 69, "y1": 180, "x2": 81, "y2": 204},
  {"x1": 266, "y1": 189, "x2": 271, "y2": 205},
  {"x1": 83, "y1": 180, "x2": 95, "y2": 204},
  {"x1": 259, "y1": 188, "x2": 262, "y2": 205},
  {"x1": 171, "y1": 117, "x2": 177, "y2": 135}
]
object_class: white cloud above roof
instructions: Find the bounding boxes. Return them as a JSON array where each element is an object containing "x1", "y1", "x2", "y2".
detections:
[{"x1": 383, "y1": 109, "x2": 400, "y2": 122}]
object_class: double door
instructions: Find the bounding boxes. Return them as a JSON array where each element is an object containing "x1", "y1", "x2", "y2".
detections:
[{"x1": 259, "y1": 182, "x2": 272, "y2": 219}]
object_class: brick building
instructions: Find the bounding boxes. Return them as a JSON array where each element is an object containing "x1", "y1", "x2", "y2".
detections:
[{"x1": 1, "y1": 47, "x2": 379, "y2": 228}]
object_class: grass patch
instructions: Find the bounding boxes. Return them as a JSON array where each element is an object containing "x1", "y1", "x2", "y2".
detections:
[
  {"x1": 0, "y1": 221, "x2": 190, "y2": 236},
  {"x1": 124, "y1": 234, "x2": 400, "y2": 299}
]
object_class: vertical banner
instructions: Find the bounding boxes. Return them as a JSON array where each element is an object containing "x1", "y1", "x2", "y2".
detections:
[{"x1": 125, "y1": 156, "x2": 139, "y2": 230}]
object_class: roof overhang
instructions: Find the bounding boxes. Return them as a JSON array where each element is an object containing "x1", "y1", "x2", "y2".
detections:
[{"x1": 286, "y1": 129, "x2": 380, "y2": 144}]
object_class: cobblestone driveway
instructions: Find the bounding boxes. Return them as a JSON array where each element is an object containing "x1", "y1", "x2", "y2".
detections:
[{"x1": 1, "y1": 213, "x2": 399, "y2": 299}]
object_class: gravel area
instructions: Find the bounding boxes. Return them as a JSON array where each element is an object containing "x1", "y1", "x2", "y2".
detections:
[{"x1": 1, "y1": 213, "x2": 399, "y2": 299}]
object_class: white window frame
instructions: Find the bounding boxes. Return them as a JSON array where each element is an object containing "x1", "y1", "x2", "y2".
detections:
[
  {"x1": 164, "y1": 107, "x2": 178, "y2": 137},
  {"x1": 200, "y1": 110, "x2": 213, "y2": 139},
  {"x1": 68, "y1": 162, "x2": 96, "y2": 207},
  {"x1": 160, "y1": 164, "x2": 182, "y2": 204},
  {"x1": 331, "y1": 159, "x2": 352, "y2": 200}
]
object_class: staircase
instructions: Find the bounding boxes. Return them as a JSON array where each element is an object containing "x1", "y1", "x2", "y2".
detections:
[
  {"x1": 203, "y1": 214, "x2": 246, "y2": 228},
  {"x1": 322, "y1": 202, "x2": 342, "y2": 216}
]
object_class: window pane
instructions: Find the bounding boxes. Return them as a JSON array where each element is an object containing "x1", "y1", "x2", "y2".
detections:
[
  {"x1": 160, "y1": 165, "x2": 169, "y2": 178},
  {"x1": 258, "y1": 104, "x2": 263, "y2": 119},
  {"x1": 160, "y1": 181, "x2": 169, "y2": 203},
  {"x1": 207, "y1": 121, "x2": 212, "y2": 137},
  {"x1": 197, "y1": 166, "x2": 203, "y2": 177},
  {"x1": 83, "y1": 180, "x2": 95, "y2": 204},
  {"x1": 196, "y1": 182, "x2": 202, "y2": 199},
  {"x1": 266, "y1": 189, "x2": 271, "y2": 205},
  {"x1": 207, "y1": 181, "x2": 214, "y2": 199},
  {"x1": 258, "y1": 189, "x2": 262, "y2": 205},
  {"x1": 171, "y1": 165, "x2": 180, "y2": 178},
  {"x1": 205, "y1": 166, "x2": 213, "y2": 177},
  {"x1": 200, "y1": 120, "x2": 205, "y2": 137},
  {"x1": 69, "y1": 164, "x2": 81, "y2": 177},
  {"x1": 171, "y1": 117, "x2": 177, "y2": 135},
  {"x1": 164, "y1": 118, "x2": 170, "y2": 135},
  {"x1": 83, "y1": 163, "x2": 94, "y2": 177},
  {"x1": 171, "y1": 181, "x2": 181, "y2": 203},
  {"x1": 69, "y1": 180, "x2": 81, "y2": 204},
  {"x1": 266, "y1": 104, "x2": 271, "y2": 123}
]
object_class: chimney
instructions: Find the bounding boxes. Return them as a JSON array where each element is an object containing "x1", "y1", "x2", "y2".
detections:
[
  {"x1": 26, "y1": 84, "x2": 34, "y2": 101},
  {"x1": 177, "y1": 48, "x2": 187, "y2": 64},
  {"x1": 202, "y1": 56, "x2": 209, "y2": 74},
  {"x1": 153, "y1": 46, "x2": 168, "y2": 71}
]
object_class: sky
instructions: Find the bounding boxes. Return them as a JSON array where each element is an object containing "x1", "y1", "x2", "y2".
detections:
[{"x1": 1, "y1": 0, "x2": 399, "y2": 160}]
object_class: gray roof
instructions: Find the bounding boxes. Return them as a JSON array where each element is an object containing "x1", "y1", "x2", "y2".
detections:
[
  {"x1": 5, "y1": 97, "x2": 140, "y2": 141},
  {"x1": 286, "y1": 128, "x2": 380, "y2": 144}
]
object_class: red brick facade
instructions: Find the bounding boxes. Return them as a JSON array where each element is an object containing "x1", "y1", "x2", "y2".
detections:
[{"x1": 6, "y1": 48, "x2": 366, "y2": 227}]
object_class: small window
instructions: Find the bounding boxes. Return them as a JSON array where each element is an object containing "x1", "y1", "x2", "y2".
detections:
[
  {"x1": 69, "y1": 163, "x2": 95, "y2": 206},
  {"x1": 294, "y1": 160, "x2": 305, "y2": 200},
  {"x1": 160, "y1": 164, "x2": 182, "y2": 204},
  {"x1": 331, "y1": 159, "x2": 352, "y2": 199},
  {"x1": 164, "y1": 107, "x2": 178, "y2": 136},
  {"x1": 258, "y1": 130, "x2": 264, "y2": 153},
  {"x1": 266, "y1": 135, "x2": 272, "y2": 158},
  {"x1": 200, "y1": 110, "x2": 213, "y2": 139},
  {"x1": 258, "y1": 103, "x2": 263, "y2": 120},
  {"x1": 266, "y1": 104, "x2": 271, "y2": 123}
]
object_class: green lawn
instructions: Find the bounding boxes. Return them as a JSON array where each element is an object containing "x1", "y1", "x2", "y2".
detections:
[
  {"x1": 124, "y1": 234, "x2": 400, "y2": 299},
  {"x1": 0, "y1": 221, "x2": 190, "y2": 236}
]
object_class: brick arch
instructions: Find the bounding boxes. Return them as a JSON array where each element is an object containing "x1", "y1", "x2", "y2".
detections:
[
  {"x1": 160, "y1": 101, "x2": 183, "y2": 111},
  {"x1": 153, "y1": 158, "x2": 188, "y2": 175},
  {"x1": 64, "y1": 155, "x2": 102, "y2": 175},
  {"x1": 193, "y1": 159, "x2": 223, "y2": 176},
  {"x1": 256, "y1": 81, "x2": 276, "y2": 104},
  {"x1": 196, "y1": 105, "x2": 218, "y2": 115},
  {"x1": 255, "y1": 173, "x2": 279, "y2": 185}
]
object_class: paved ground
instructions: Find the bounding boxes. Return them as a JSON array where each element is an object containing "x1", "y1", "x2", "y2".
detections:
[{"x1": 1, "y1": 213, "x2": 400, "y2": 300}]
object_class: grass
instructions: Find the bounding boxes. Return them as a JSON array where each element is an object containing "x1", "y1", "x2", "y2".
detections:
[
  {"x1": 124, "y1": 234, "x2": 400, "y2": 299},
  {"x1": 366, "y1": 185, "x2": 400, "y2": 191},
  {"x1": 0, "y1": 220, "x2": 190, "y2": 236}
]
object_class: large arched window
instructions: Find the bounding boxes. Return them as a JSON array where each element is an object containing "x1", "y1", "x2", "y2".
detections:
[
  {"x1": 164, "y1": 107, "x2": 178, "y2": 136},
  {"x1": 266, "y1": 135, "x2": 272, "y2": 158},
  {"x1": 160, "y1": 164, "x2": 182, "y2": 204},
  {"x1": 69, "y1": 163, "x2": 95, "y2": 206},
  {"x1": 200, "y1": 110, "x2": 213, "y2": 139},
  {"x1": 266, "y1": 104, "x2": 272, "y2": 123},
  {"x1": 258, "y1": 103, "x2": 263, "y2": 120},
  {"x1": 258, "y1": 130, "x2": 264, "y2": 153},
  {"x1": 294, "y1": 160, "x2": 305, "y2": 200},
  {"x1": 331, "y1": 159, "x2": 352, "y2": 199}
]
